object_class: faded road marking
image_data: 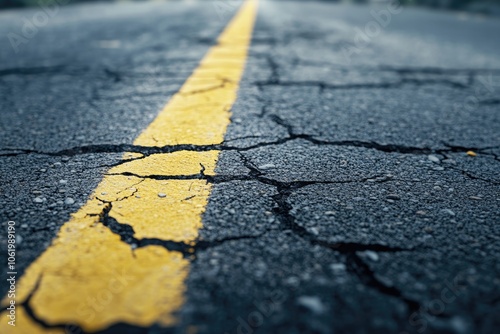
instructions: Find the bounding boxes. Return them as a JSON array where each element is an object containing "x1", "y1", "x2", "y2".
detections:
[{"x1": 0, "y1": 0, "x2": 258, "y2": 332}]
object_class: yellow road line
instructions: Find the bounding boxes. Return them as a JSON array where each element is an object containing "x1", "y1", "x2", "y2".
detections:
[{"x1": 0, "y1": 1, "x2": 258, "y2": 332}]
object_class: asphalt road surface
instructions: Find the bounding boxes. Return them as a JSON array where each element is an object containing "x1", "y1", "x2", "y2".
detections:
[{"x1": 0, "y1": 0, "x2": 499, "y2": 333}]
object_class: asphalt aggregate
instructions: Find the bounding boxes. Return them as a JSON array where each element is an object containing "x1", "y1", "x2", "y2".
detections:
[{"x1": 0, "y1": 1, "x2": 499, "y2": 333}]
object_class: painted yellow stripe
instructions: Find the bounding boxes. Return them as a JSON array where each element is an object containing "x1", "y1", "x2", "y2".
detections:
[{"x1": 0, "y1": 1, "x2": 258, "y2": 332}]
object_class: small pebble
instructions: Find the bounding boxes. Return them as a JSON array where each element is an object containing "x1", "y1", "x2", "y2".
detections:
[
  {"x1": 363, "y1": 250, "x2": 379, "y2": 262},
  {"x1": 428, "y1": 155, "x2": 440, "y2": 163},
  {"x1": 61, "y1": 156, "x2": 71, "y2": 162},
  {"x1": 469, "y1": 196, "x2": 482, "y2": 200},
  {"x1": 441, "y1": 209, "x2": 456, "y2": 216},
  {"x1": 297, "y1": 296, "x2": 325, "y2": 314},
  {"x1": 416, "y1": 210, "x2": 427, "y2": 215},
  {"x1": 466, "y1": 151, "x2": 477, "y2": 157},
  {"x1": 64, "y1": 197, "x2": 75, "y2": 205},
  {"x1": 59, "y1": 179, "x2": 68, "y2": 184},
  {"x1": 258, "y1": 163, "x2": 276, "y2": 170},
  {"x1": 33, "y1": 197, "x2": 44, "y2": 203},
  {"x1": 158, "y1": 193, "x2": 167, "y2": 198},
  {"x1": 53, "y1": 162, "x2": 62, "y2": 167}
]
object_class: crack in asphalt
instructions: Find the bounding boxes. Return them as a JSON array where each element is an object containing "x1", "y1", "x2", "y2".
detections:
[
  {"x1": 249, "y1": 53, "x2": 500, "y2": 95},
  {"x1": 179, "y1": 78, "x2": 234, "y2": 96},
  {"x1": 265, "y1": 54, "x2": 280, "y2": 84},
  {"x1": 345, "y1": 252, "x2": 421, "y2": 314},
  {"x1": 74, "y1": 150, "x2": 425, "y2": 317},
  {"x1": 98, "y1": 203, "x2": 195, "y2": 256},
  {"x1": 233, "y1": 152, "x2": 428, "y2": 317},
  {"x1": 0, "y1": 63, "x2": 198, "y2": 78},
  {"x1": 2, "y1": 135, "x2": 498, "y2": 185},
  {"x1": 3, "y1": 57, "x2": 497, "y2": 332},
  {"x1": 267, "y1": 115, "x2": 500, "y2": 184},
  {"x1": 97, "y1": 196, "x2": 267, "y2": 259},
  {"x1": 7, "y1": 138, "x2": 487, "y2": 331},
  {"x1": 377, "y1": 66, "x2": 500, "y2": 76},
  {"x1": 263, "y1": 55, "x2": 500, "y2": 76},
  {"x1": 255, "y1": 77, "x2": 470, "y2": 92},
  {"x1": 94, "y1": 179, "x2": 144, "y2": 204},
  {"x1": 2, "y1": 138, "x2": 497, "y2": 158},
  {"x1": 450, "y1": 166, "x2": 500, "y2": 185}
]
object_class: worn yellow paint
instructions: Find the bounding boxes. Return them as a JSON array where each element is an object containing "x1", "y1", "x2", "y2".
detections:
[
  {"x1": 135, "y1": 1, "x2": 257, "y2": 146},
  {"x1": 0, "y1": 308, "x2": 65, "y2": 334},
  {"x1": 0, "y1": 0, "x2": 258, "y2": 332},
  {"x1": 1, "y1": 214, "x2": 189, "y2": 331},
  {"x1": 104, "y1": 176, "x2": 213, "y2": 242}
]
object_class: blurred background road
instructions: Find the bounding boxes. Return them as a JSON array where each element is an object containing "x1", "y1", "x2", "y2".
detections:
[{"x1": 0, "y1": 0, "x2": 499, "y2": 333}]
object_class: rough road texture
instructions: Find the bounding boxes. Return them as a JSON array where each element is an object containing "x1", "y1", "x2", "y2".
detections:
[{"x1": 0, "y1": 1, "x2": 499, "y2": 334}]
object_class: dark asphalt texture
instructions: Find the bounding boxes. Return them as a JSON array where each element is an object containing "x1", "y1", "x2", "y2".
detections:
[{"x1": 1, "y1": 1, "x2": 499, "y2": 334}]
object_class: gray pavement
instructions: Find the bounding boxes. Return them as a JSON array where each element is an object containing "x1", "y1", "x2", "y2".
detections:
[{"x1": 1, "y1": 1, "x2": 499, "y2": 333}]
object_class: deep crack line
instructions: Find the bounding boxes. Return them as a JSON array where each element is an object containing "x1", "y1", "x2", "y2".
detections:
[
  {"x1": 20, "y1": 275, "x2": 82, "y2": 332},
  {"x1": 2, "y1": 138, "x2": 498, "y2": 158},
  {"x1": 235, "y1": 153, "x2": 429, "y2": 318},
  {"x1": 97, "y1": 201, "x2": 267, "y2": 259},
  {"x1": 346, "y1": 252, "x2": 421, "y2": 314},
  {"x1": 254, "y1": 77, "x2": 470, "y2": 92},
  {"x1": 99, "y1": 204, "x2": 194, "y2": 256}
]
